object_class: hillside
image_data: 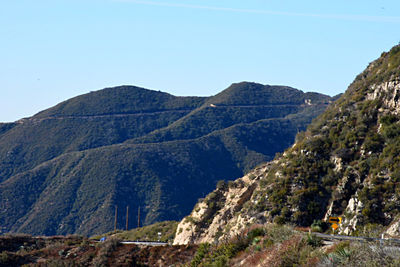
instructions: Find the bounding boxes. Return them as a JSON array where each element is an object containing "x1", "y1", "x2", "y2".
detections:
[
  {"x1": 174, "y1": 45, "x2": 400, "y2": 245},
  {"x1": 129, "y1": 83, "x2": 332, "y2": 146},
  {"x1": 0, "y1": 83, "x2": 332, "y2": 236},
  {"x1": 0, "y1": 86, "x2": 206, "y2": 182}
]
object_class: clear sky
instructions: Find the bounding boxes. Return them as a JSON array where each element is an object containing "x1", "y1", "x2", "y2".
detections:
[{"x1": 1, "y1": 0, "x2": 400, "y2": 122}]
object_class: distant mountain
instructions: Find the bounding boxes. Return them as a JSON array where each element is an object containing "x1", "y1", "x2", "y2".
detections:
[
  {"x1": 0, "y1": 83, "x2": 333, "y2": 236},
  {"x1": 174, "y1": 45, "x2": 400, "y2": 245}
]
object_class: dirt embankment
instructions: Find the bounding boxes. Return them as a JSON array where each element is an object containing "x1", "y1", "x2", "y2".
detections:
[{"x1": 0, "y1": 235, "x2": 197, "y2": 267}]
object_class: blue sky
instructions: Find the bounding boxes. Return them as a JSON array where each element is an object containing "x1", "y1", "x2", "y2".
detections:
[{"x1": 1, "y1": 0, "x2": 400, "y2": 122}]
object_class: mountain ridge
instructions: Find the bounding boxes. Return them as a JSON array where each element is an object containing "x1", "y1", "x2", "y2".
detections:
[
  {"x1": 34, "y1": 85, "x2": 206, "y2": 118},
  {"x1": 0, "y1": 82, "x2": 333, "y2": 236}
]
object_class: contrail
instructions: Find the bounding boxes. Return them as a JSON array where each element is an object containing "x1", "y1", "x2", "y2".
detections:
[{"x1": 113, "y1": 0, "x2": 400, "y2": 23}]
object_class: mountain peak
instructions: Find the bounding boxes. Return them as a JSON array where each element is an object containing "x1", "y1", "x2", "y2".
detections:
[
  {"x1": 206, "y1": 82, "x2": 330, "y2": 106},
  {"x1": 34, "y1": 85, "x2": 205, "y2": 118}
]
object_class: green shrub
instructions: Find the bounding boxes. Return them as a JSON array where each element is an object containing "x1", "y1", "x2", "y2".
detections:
[
  {"x1": 247, "y1": 227, "x2": 266, "y2": 241},
  {"x1": 216, "y1": 180, "x2": 228, "y2": 191},
  {"x1": 311, "y1": 219, "x2": 329, "y2": 232},
  {"x1": 305, "y1": 233, "x2": 322, "y2": 247},
  {"x1": 191, "y1": 243, "x2": 211, "y2": 267},
  {"x1": 0, "y1": 251, "x2": 9, "y2": 264}
]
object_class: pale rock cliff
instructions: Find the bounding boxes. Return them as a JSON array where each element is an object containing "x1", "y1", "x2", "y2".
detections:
[
  {"x1": 173, "y1": 164, "x2": 270, "y2": 245},
  {"x1": 385, "y1": 217, "x2": 400, "y2": 237}
]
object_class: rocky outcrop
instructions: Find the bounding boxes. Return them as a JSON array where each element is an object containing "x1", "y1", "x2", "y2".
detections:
[
  {"x1": 385, "y1": 217, "x2": 400, "y2": 237},
  {"x1": 173, "y1": 164, "x2": 270, "y2": 245},
  {"x1": 367, "y1": 79, "x2": 400, "y2": 112},
  {"x1": 341, "y1": 194, "x2": 364, "y2": 235}
]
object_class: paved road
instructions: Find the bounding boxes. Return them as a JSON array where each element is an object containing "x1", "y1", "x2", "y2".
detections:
[
  {"x1": 313, "y1": 232, "x2": 400, "y2": 246},
  {"x1": 120, "y1": 241, "x2": 168, "y2": 246},
  {"x1": 109, "y1": 232, "x2": 400, "y2": 248},
  {"x1": 92, "y1": 239, "x2": 169, "y2": 246}
]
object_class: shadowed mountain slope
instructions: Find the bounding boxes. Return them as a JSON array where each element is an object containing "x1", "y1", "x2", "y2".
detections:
[{"x1": 0, "y1": 83, "x2": 332, "y2": 235}]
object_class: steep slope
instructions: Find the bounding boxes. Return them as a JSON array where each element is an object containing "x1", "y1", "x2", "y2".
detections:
[
  {"x1": 174, "y1": 44, "x2": 400, "y2": 245},
  {"x1": 0, "y1": 83, "x2": 332, "y2": 236}
]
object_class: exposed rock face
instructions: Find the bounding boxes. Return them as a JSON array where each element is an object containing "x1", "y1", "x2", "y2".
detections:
[
  {"x1": 342, "y1": 194, "x2": 364, "y2": 235},
  {"x1": 174, "y1": 45, "x2": 400, "y2": 244},
  {"x1": 367, "y1": 79, "x2": 400, "y2": 112},
  {"x1": 173, "y1": 164, "x2": 270, "y2": 245},
  {"x1": 385, "y1": 217, "x2": 400, "y2": 237}
]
